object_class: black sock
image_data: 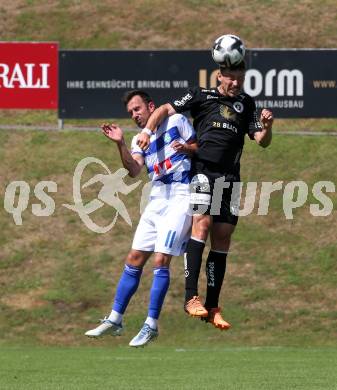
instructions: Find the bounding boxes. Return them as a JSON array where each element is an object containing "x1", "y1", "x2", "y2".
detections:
[
  {"x1": 184, "y1": 238, "x2": 205, "y2": 302},
  {"x1": 204, "y1": 250, "x2": 227, "y2": 309}
]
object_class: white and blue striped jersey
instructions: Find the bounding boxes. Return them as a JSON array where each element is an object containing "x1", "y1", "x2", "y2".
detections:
[{"x1": 131, "y1": 114, "x2": 196, "y2": 198}]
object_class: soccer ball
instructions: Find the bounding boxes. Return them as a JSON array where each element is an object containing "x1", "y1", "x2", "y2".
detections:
[{"x1": 211, "y1": 34, "x2": 245, "y2": 67}]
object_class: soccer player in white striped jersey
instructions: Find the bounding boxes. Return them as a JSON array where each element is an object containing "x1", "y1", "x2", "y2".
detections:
[{"x1": 85, "y1": 90, "x2": 197, "y2": 347}]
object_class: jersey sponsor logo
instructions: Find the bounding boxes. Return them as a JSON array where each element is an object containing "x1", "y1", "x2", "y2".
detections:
[
  {"x1": 220, "y1": 105, "x2": 236, "y2": 121},
  {"x1": 173, "y1": 93, "x2": 192, "y2": 107},
  {"x1": 212, "y1": 120, "x2": 238, "y2": 133},
  {"x1": 223, "y1": 122, "x2": 238, "y2": 133},
  {"x1": 206, "y1": 94, "x2": 219, "y2": 100},
  {"x1": 153, "y1": 157, "x2": 172, "y2": 175},
  {"x1": 233, "y1": 101, "x2": 244, "y2": 113}
]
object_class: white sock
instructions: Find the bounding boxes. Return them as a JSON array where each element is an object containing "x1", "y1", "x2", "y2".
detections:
[
  {"x1": 145, "y1": 316, "x2": 158, "y2": 330},
  {"x1": 108, "y1": 310, "x2": 123, "y2": 325}
]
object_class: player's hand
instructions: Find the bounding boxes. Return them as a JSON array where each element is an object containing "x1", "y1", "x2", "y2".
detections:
[
  {"x1": 136, "y1": 132, "x2": 150, "y2": 150},
  {"x1": 260, "y1": 109, "x2": 274, "y2": 131},
  {"x1": 101, "y1": 123, "x2": 124, "y2": 144},
  {"x1": 171, "y1": 140, "x2": 187, "y2": 153},
  {"x1": 172, "y1": 140, "x2": 198, "y2": 156}
]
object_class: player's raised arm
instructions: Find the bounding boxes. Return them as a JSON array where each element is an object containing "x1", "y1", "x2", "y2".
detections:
[
  {"x1": 137, "y1": 103, "x2": 176, "y2": 150},
  {"x1": 102, "y1": 123, "x2": 144, "y2": 178},
  {"x1": 254, "y1": 109, "x2": 273, "y2": 148}
]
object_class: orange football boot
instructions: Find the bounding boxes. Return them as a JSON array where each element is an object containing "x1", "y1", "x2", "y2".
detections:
[
  {"x1": 184, "y1": 296, "x2": 208, "y2": 317},
  {"x1": 203, "y1": 307, "x2": 231, "y2": 330}
]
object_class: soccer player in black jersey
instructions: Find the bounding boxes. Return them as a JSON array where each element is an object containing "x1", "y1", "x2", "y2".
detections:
[{"x1": 137, "y1": 59, "x2": 273, "y2": 330}]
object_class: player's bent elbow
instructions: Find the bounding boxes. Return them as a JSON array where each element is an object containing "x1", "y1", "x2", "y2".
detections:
[
  {"x1": 128, "y1": 169, "x2": 139, "y2": 178},
  {"x1": 128, "y1": 165, "x2": 142, "y2": 178},
  {"x1": 258, "y1": 139, "x2": 271, "y2": 148},
  {"x1": 158, "y1": 103, "x2": 175, "y2": 117}
]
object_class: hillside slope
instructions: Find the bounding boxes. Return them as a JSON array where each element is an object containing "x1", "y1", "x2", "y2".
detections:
[
  {"x1": 0, "y1": 130, "x2": 336, "y2": 347},
  {"x1": 2, "y1": 0, "x2": 337, "y2": 49}
]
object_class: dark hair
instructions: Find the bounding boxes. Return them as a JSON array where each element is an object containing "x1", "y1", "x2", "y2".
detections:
[
  {"x1": 122, "y1": 90, "x2": 153, "y2": 106},
  {"x1": 220, "y1": 60, "x2": 246, "y2": 73}
]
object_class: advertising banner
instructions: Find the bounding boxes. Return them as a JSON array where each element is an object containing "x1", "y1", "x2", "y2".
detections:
[
  {"x1": 0, "y1": 42, "x2": 58, "y2": 109},
  {"x1": 58, "y1": 49, "x2": 337, "y2": 119}
]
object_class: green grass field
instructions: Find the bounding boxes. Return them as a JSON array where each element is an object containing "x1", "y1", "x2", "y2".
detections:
[{"x1": 2, "y1": 346, "x2": 337, "y2": 390}]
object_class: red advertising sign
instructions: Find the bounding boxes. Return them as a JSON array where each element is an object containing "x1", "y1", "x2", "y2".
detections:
[{"x1": 0, "y1": 42, "x2": 58, "y2": 109}]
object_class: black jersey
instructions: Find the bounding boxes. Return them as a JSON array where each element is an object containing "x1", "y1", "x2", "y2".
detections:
[{"x1": 170, "y1": 86, "x2": 262, "y2": 176}]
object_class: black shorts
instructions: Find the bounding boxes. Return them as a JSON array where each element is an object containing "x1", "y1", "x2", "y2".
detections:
[{"x1": 190, "y1": 159, "x2": 240, "y2": 225}]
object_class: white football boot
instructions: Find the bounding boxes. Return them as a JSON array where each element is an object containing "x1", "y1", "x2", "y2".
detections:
[
  {"x1": 85, "y1": 317, "x2": 123, "y2": 338},
  {"x1": 129, "y1": 323, "x2": 158, "y2": 347}
]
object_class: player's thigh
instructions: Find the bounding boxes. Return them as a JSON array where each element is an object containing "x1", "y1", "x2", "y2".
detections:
[
  {"x1": 211, "y1": 180, "x2": 239, "y2": 226},
  {"x1": 131, "y1": 200, "x2": 160, "y2": 253},
  {"x1": 155, "y1": 196, "x2": 192, "y2": 256}
]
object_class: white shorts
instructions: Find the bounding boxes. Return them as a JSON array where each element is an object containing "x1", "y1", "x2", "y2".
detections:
[{"x1": 132, "y1": 195, "x2": 192, "y2": 256}]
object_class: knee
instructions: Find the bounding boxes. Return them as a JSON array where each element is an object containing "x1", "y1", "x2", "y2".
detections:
[
  {"x1": 218, "y1": 234, "x2": 231, "y2": 247},
  {"x1": 126, "y1": 251, "x2": 147, "y2": 268},
  {"x1": 212, "y1": 232, "x2": 232, "y2": 251},
  {"x1": 192, "y1": 216, "x2": 211, "y2": 241},
  {"x1": 153, "y1": 253, "x2": 171, "y2": 268}
]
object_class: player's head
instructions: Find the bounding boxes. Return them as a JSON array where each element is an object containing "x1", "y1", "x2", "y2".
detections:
[
  {"x1": 217, "y1": 60, "x2": 246, "y2": 97},
  {"x1": 123, "y1": 90, "x2": 156, "y2": 129}
]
